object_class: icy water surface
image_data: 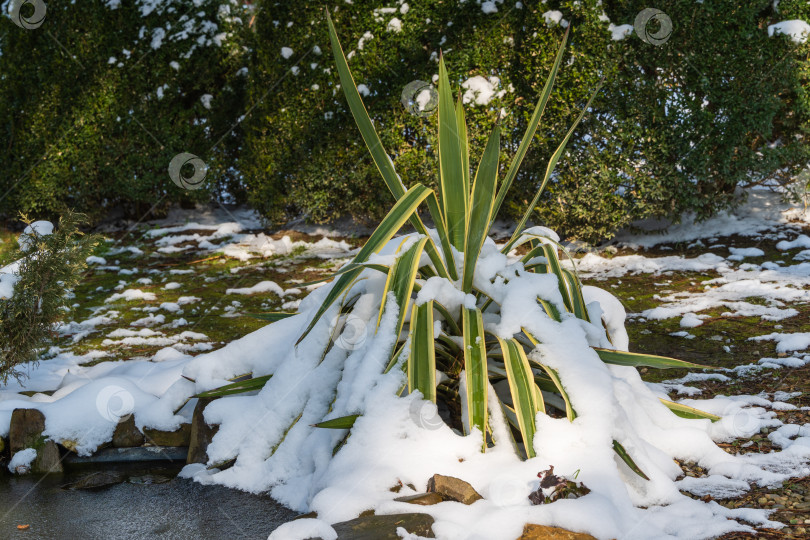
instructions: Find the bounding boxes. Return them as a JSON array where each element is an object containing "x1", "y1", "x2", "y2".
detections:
[{"x1": 0, "y1": 464, "x2": 297, "y2": 539}]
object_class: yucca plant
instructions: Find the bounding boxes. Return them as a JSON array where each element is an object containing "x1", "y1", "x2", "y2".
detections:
[{"x1": 201, "y1": 14, "x2": 720, "y2": 478}]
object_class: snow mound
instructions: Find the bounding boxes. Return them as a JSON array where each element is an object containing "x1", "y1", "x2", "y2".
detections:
[
  {"x1": 152, "y1": 233, "x2": 805, "y2": 538},
  {"x1": 3, "y1": 227, "x2": 810, "y2": 538}
]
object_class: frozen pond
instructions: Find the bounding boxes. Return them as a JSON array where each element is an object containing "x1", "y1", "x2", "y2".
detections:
[{"x1": 0, "y1": 464, "x2": 297, "y2": 539}]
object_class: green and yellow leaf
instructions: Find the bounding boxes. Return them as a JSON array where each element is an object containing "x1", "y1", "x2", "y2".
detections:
[
  {"x1": 437, "y1": 57, "x2": 468, "y2": 250},
  {"x1": 298, "y1": 184, "x2": 431, "y2": 344},
  {"x1": 594, "y1": 348, "x2": 710, "y2": 370},
  {"x1": 408, "y1": 300, "x2": 437, "y2": 402},
  {"x1": 660, "y1": 399, "x2": 721, "y2": 421},
  {"x1": 462, "y1": 307, "x2": 489, "y2": 447},
  {"x1": 462, "y1": 125, "x2": 500, "y2": 293},
  {"x1": 195, "y1": 375, "x2": 272, "y2": 398},
  {"x1": 377, "y1": 236, "x2": 429, "y2": 337},
  {"x1": 492, "y1": 26, "x2": 570, "y2": 221},
  {"x1": 313, "y1": 414, "x2": 360, "y2": 429},
  {"x1": 497, "y1": 336, "x2": 544, "y2": 458}
]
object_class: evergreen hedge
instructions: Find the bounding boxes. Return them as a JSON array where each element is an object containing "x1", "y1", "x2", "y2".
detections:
[
  {"x1": 0, "y1": 0, "x2": 248, "y2": 222},
  {"x1": 2, "y1": 0, "x2": 809, "y2": 241},
  {"x1": 242, "y1": 0, "x2": 810, "y2": 241}
]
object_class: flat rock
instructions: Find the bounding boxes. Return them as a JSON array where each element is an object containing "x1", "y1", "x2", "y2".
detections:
[
  {"x1": 144, "y1": 424, "x2": 191, "y2": 447},
  {"x1": 426, "y1": 474, "x2": 482, "y2": 505},
  {"x1": 393, "y1": 492, "x2": 444, "y2": 506},
  {"x1": 519, "y1": 524, "x2": 597, "y2": 540},
  {"x1": 64, "y1": 446, "x2": 188, "y2": 464},
  {"x1": 113, "y1": 416, "x2": 144, "y2": 448},
  {"x1": 187, "y1": 398, "x2": 218, "y2": 464},
  {"x1": 331, "y1": 513, "x2": 434, "y2": 539},
  {"x1": 63, "y1": 471, "x2": 125, "y2": 490}
]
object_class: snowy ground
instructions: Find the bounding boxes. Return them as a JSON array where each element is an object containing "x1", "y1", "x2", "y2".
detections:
[{"x1": 2, "y1": 191, "x2": 810, "y2": 539}]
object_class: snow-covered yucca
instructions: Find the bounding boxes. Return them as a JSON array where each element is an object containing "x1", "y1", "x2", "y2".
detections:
[
  {"x1": 184, "y1": 17, "x2": 809, "y2": 537},
  {"x1": 202, "y1": 16, "x2": 716, "y2": 473}
]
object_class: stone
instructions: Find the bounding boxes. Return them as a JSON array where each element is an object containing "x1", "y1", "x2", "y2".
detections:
[
  {"x1": 32, "y1": 441, "x2": 63, "y2": 474},
  {"x1": 426, "y1": 474, "x2": 482, "y2": 505},
  {"x1": 331, "y1": 513, "x2": 435, "y2": 539},
  {"x1": 519, "y1": 524, "x2": 597, "y2": 540},
  {"x1": 113, "y1": 416, "x2": 144, "y2": 448},
  {"x1": 187, "y1": 398, "x2": 218, "y2": 464},
  {"x1": 9, "y1": 408, "x2": 45, "y2": 453},
  {"x1": 143, "y1": 423, "x2": 191, "y2": 447},
  {"x1": 63, "y1": 471, "x2": 125, "y2": 490},
  {"x1": 64, "y1": 446, "x2": 188, "y2": 464},
  {"x1": 8, "y1": 408, "x2": 63, "y2": 474},
  {"x1": 394, "y1": 492, "x2": 444, "y2": 506},
  {"x1": 60, "y1": 440, "x2": 80, "y2": 453}
]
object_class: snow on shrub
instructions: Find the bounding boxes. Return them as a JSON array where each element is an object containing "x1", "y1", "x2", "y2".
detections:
[
  {"x1": 0, "y1": 212, "x2": 98, "y2": 383},
  {"x1": 161, "y1": 19, "x2": 810, "y2": 538}
]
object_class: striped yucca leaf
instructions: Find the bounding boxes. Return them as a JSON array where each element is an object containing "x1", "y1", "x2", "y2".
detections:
[
  {"x1": 498, "y1": 336, "x2": 544, "y2": 458},
  {"x1": 613, "y1": 440, "x2": 650, "y2": 480},
  {"x1": 562, "y1": 269, "x2": 590, "y2": 322},
  {"x1": 506, "y1": 230, "x2": 563, "y2": 255},
  {"x1": 456, "y1": 94, "x2": 470, "y2": 189},
  {"x1": 492, "y1": 26, "x2": 571, "y2": 222},
  {"x1": 326, "y1": 13, "x2": 450, "y2": 280},
  {"x1": 523, "y1": 329, "x2": 576, "y2": 421},
  {"x1": 376, "y1": 236, "x2": 429, "y2": 336},
  {"x1": 594, "y1": 348, "x2": 709, "y2": 370},
  {"x1": 536, "y1": 363, "x2": 575, "y2": 422},
  {"x1": 326, "y1": 12, "x2": 401, "y2": 200},
  {"x1": 438, "y1": 57, "x2": 468, "y2": 251},
  {"x1": 462, "y1": 307, "x2": 489, "y2": 445},
  {"x1": 329, "y1": 260, "x2": 392, "y2": 278},
  {"x1": 426, "y1": 191, "x2": 458, "y2": 280},
  {"x1": 408, "y1": 300, "x2": 437, "y2": 403},
  {"x1": 536, "y1": 297, "x2": 562, "y2": 322},
  {"x1": 462, "y1": 125, "x2": 500, "y2": 293},
  {"x1": 312, "y1": 414, "x2": 360, "y2": 429},
  {"x1": 521, "y1": 250, "x2": 549, "y2": 273},
  {"x1": 504, "y1": 81, "x2": 604, "y2": 251},
  {"x1": 384, "y1": 340, "x2": 409, "y2": 374},
  {"x1": 434, "y1": 302, "x2": 462, "y2": 336},
  {"x1": 660, "y1": 399, "x2": 721, "y2": 422},
  {"x1": 194, "y1": 375, "x2": 272, "y2": 398},
  {"x1": 247, "y1": 312, "x2": 296, "y2": 323},
  {"x1": 298, "y1": 184, "x2": 431, "y2": 344},
  {"x1": 540, "y1": 243, "x2": 575, "y2": 313},
  {"x1": 296, "y1": 17, "x2": 717, "y2": 471}
]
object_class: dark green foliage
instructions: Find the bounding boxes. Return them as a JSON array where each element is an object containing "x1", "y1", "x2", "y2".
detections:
[
  {"x1": 2, "y1": 1, "x2": 809, "y2": 241},
  {"x1": 243, "y1": 0, "x2": 810, "y2": 241},
  {"x1": 0, "y1": 0, "x2": 249, "y2": 222},
  {"x1": 0, "y1": 211, "x2": 98, "y2": 382}
]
